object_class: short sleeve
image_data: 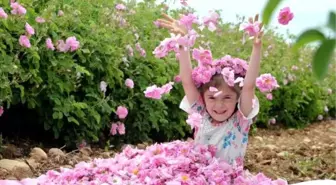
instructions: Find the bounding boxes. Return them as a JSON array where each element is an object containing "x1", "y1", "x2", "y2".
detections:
[
  {"x1": 179, "y1": 95, "x2": 206, "y2": 115},
  {"x1": 237, "y1": 95, "x2": 260, "y2": 121}
]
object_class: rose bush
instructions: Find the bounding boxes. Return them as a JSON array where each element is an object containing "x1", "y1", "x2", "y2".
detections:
[{"x1": 0, "y1": 0, "x2": 188, "y2": 147}]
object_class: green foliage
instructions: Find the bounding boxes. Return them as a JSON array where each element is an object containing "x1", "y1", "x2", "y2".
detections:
[
  {"x1": 0, "y1": 0, "x2": 334, "y2": 147},
  {"x1": 261, "y1": 0, "x2": 283, "y2": 26},
  {"x1": 0, "y1": 0, "x2": 189, "y2": 146},
  {"x1": 260, "y1": 0, "x2": 335, "y2": 80}
]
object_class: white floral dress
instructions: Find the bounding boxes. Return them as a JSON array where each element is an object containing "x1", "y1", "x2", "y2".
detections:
[{"x1": 179, "y1": 95, "x2": 260, "y2": 166}]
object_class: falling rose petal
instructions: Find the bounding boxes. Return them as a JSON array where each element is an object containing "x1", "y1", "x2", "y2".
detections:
[
  {"x1": 234, "y1": 77, "x2": 244, "y2": 87},
  {"x1": 180, "y1": 0, "x2": 188, "y2": 6},
  {"x1": 214, "y1": 91, "x2": 222, "y2": 97},
  {"x1": 209, "y1": 86, "x2": 218, "y2": 92},
  {"x1": 266, "y1": 93, "x2": 273, "y2": 100},
  {"x1": 277, "y1": 7, "x2": 294, "y2": 25}
]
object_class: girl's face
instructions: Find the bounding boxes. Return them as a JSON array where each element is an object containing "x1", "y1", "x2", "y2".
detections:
[{"x1": 203, "y1": 85, "x2": 238, "y2": 122}]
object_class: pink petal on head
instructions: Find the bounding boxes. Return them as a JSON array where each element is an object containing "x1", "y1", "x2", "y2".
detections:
[
  {"x1": 213, "y1": 91, "x2": 222, "y2": 97},
  {"x1": 209, "y1": 86, "x2": 218, "y2": 92}
]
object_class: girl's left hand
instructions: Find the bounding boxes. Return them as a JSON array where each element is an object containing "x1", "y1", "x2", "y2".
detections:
[{"x1": 248, "y1": 14, "x2": 264, "y2": 47}]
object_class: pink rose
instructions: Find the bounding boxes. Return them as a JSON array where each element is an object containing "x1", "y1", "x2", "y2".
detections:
[
  {"x1": 0, "y1": 8, "x2": 8, "y2": 19},
  {"x1": 115, "y1": 4, "x2": 126, "y2": 10},
  {"x1": 221, "y1": 67, "x2": 235, "y2": 87},
  {"x1": 192, "y1": 48, "x2": 212, "y2": 66},
  {"x1": 56, "y1": 40, "x2": 69, "y2": 52},
  {"x1": 25, "y1": 23, "x2": 35, "y2": 36},
  {"x1": 144, "y1": 85, "x2": 162, "y2": 99},
  {"x1": 186, "y1": 112, "x2": 202, "y2": 129},
  {"x1": 256, "y1": 73, "x2": 280, "y2": 93},
  {"x1": 241, "y1": 22, "x2": 261, "y2": 37},
  {"x1": 46, "y1": 38, "x2": 55, "y2": 50},
  {"x1": 19, "y1": 35, "x2": 31, "y2": 48},
  {"x1": 203, "y1": 11, "x2": 219, "y2": 27},
  {"x1": 35, "y1": 17, "x2": 45, "y2": 23},
  {"x1": 278, "y1": 7, "x2": 294, "y2": 25},
  {"x1": 110, "y1": 122, "x2": 125, "y2": 135},
  {"x1": 266, "y1": 93, "x2": 273, "y2": 100},
  {"x1": 178, "y1": 13, "x2": 198, "y2": 30},
  {"x1": 65, "y1": 36, "x2": 80, "y2": 52},
  {"x1": 180, "y1": 0, "x2": 188, "y2": 6},
  {"x1": 116, "y1": 106, "x2": 128, "y2": 119},
  {"x1": 110, "y1": 123, "x2": 118, "y2": 135},
  {"x1": 174, "y1": 75, "x2": 181, "y2": 83},
  {"x1": 117, "y1": 123, "x2": 125, "y2": 135},
  {"x1": 10, "y1": 2, "x2": 26, "y2": 15},
  {"x1": 160, "y1": 82, "x2": 174, "y2": 94},
  {"x1": 125, "y1": 78, "x2": 134, "y2": 89}
]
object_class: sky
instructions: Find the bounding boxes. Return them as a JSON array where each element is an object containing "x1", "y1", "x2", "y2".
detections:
[{"x1": 158, "y1": 0, "x2": 336, "y2": 37}]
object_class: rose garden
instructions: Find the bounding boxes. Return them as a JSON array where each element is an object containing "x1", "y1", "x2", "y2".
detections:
[{"x1": 0, "y1": 0, "x2": 335, "y2": 184}]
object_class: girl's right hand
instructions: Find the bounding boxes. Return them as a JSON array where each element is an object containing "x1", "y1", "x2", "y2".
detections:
[{"x1": 156, "y1": 13, "x2": 188, "y2": 36}]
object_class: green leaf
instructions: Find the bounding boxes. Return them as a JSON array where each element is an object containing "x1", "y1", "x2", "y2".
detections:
[
  {"x1": 92, "y1": 112, "x2": 101, "y2": 124},
  {"x1": 293, "y1": 29, "x2": 325, "y2": 51},
  {"x1": 1, "y1": 19, "x2": 9, "y2": 30},
  {"x1": 53, "y1": 126, "x2": 60, "y2": 139},
  {"x1": 68, "y1": 116, "x2": 80, "y2": 125},
  {"x1": 73, "y1": 102, "x2": 88, "y2": 109},
  {"x1": 58, "y1": 112, "x2": 63, "y2": 119},
  {"x1": 312, "y1": 39, "x2": 336, "y2": 80},
  {"x1": 82, "y1": 49, "x2": 90, "y2": 54},
  {"x1": 52, "y1": 112, "x2": 60, "y2": 119},
  {"x1": 261, "y1": 0, "x2": 283, "y2": 26},
  {"x1": 327, "y1": 11, "x2": 336, "y2": 31}
]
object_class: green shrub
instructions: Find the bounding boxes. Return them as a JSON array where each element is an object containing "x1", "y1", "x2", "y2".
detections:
[{"x1": 0, "y1": 0, "x2": 190, "y2": 147}]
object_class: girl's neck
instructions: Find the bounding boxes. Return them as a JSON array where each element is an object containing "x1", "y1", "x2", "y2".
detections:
[{"x1": 211, "y1": 118, "x2": 226, "y2": 126}]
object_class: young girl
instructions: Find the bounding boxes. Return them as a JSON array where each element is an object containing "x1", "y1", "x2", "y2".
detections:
[
  {"x1": 157, "y1": 14, "x2": 336, "y2": 185},
  {"x1": 157, "y1": 13, "x2": 262, "y2": 166}
]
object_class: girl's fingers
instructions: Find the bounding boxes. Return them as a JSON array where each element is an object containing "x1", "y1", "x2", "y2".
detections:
[
  {"x1": 254, "y1": 14, "x2": 259, "y2": 22},
  {"x1": 176, "y1": 29, "x2": 185, "y2": 35},
  {"x1": 160, "y1": 22, "x2": 175, "y2": 30},
  {"x1": 169, "y1": 28, "x2": 184, "y2": 35},
  {"x1": 259, "y1": 22, "x2": 264, "y2": 30},
  {"x1": 258, "y1": 31, "x2": 264, "y2": 38},
  {"x1": 254, "y1": 31, "x2": 263, "y2": 44},
  {"x1": 161, "y1": 13, "x2": 175, "y2": 22},
  {"x1": 157, "y1": 19, "x2": 172, "y2": 26}
]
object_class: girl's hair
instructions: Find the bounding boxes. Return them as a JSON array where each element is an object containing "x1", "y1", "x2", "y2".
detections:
[{"x1": 199, "y1": 74, "x2": 243, "y2": 98}]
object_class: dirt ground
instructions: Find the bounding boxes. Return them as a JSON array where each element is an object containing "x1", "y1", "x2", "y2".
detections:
[
  {"x1": 245, "y1": 120, "x2": 336, "y2": 184},
  {"x1": 0, "y1": 120, "x2": 335, "y2": 184}
]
